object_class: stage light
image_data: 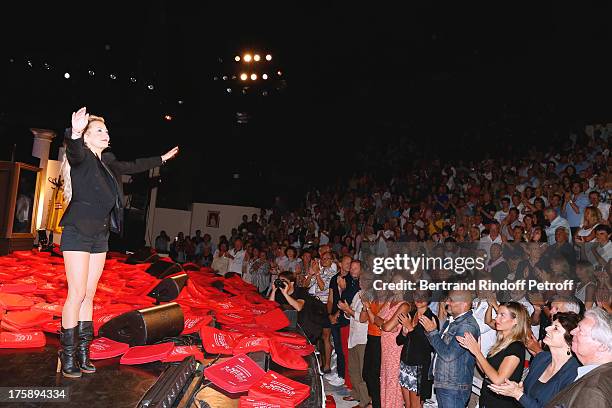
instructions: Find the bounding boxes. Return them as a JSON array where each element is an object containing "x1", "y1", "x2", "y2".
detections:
[
  {"x1": 262, "y1": 73, "x2": 268, "y2": 80},
  {"x1": 277, "y1": 70, "x2": 282, "y2": 76},
  {"x1": 110, "y1": 74, "x2": 117, "y2": 80},
  {"x1": 265, "y1": 54, "x2": 272, "y2": 61},
  {"x1": 43, "y1": 62, "x2": 50, "y2": 70},
  {"x1": 178, "y1": 100, "x2": 184, "y2": 104},
  {"x1": 222, "y1": 75, "x2": 228, "y2": 80},
  {"x1": 130, "y1": 77, "x2": 137, "y2": 83},
  {"x1": 243, "y1": 54, "x2": 252, "y2": 62},
  {"x1": 240, "y1": 73, "x2": 248, "y2": 81},
  {"x1": 254, "y1": 54, "x2": 261, "y2": 61},
  {"x1": 226, "y1": 88, "x2": 232, "y2": 93},
  {"x1": 64, "y1": 72, "x2": 70, "y2": 79},
  {"x1": 164, "y1": 114, "x2": 172, "y2": 121},
  {"x1": 27, "y1": 60, "x2": 33, "y2": 67},
  {"x1": 234, "y1": 56, "x2": 240, "y2": 62},
  {"x1": 250, "y1": 73, "x2": 257, "y2": 80},
  {"x1": 88, "y1": 70, "x2": 95, "y2": 76},
  {"x1": 147, "y1": 84, "x2": 154, "y2": 90}
]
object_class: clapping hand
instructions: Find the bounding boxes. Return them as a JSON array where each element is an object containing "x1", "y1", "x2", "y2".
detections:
[
  {"x1": 488, "y1": 379, "x2": 524, "y2": 400},
  {"x1": 337, "y1": 299, "x2": 350, "y2": 312},
  {"x1": 525, "y1": 332, "x2": 543, "y2": 355},
  {"x1": 398, "y1": 312, "x2": 413, "y2": 332},
  {"x1": 71, "y1": 107, "x2": 89, "y2": 135},
  {"x1": 418, "y1": 315, "x2": 437, "y2": 332},
  {"x1": 456, "y1": 332, "x2": 481, "y2": 355}
]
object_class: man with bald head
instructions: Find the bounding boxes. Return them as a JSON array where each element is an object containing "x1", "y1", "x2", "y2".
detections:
[{"x1": 420, "y1": 291, "x2": 481, "y2": 408}]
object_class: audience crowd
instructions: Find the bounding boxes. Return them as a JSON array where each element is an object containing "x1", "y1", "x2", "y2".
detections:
[{"x1": 154, "y1": 124, "x2": 612, "y2": 408}]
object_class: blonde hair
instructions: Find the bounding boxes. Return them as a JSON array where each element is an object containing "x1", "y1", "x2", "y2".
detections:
[
  {"x1": 583, "y1": 206, "x2": 602, "y2": 228},
  {"x1": 488, "y1": 301, "x2": 531, "y2": 357},
  {"x1": 60, "y1": 115, "x2": 105, "y2": 204}
]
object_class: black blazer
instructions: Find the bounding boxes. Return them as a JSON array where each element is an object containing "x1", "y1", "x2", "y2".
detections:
[{"x1": 59, "y1": 135, "x2": 162, "y2": 236}]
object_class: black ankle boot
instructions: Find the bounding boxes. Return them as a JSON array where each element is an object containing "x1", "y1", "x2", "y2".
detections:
[
  {"x1": 76, "y1": 321, "x2": 96, "y2": 373},
  {"x1": 57, "y1": 326, "x2": 82, "y2": 378}
]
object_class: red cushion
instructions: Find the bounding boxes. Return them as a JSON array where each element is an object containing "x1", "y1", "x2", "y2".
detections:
[
  {"x1": 276, "y1": 342, "x2": 315, "y2": 356},
  {"x1": 3, "y1": 310, "x2": 53, "y2": 328},
  {"x1": 239, "y1": 396, "x2": 293, "y2": 408},
  {"x1": 40, "y1": 320, "x2": 61, "y2": 334},
  {"x1": 119, "y1": 342, "x2": 174, "y2": 365},
  {"x1": 0, "y1": 331, "x2": 46, "y2": 348},
  {"x1": 267, "y1": 331, "x2": 308, "y2": 346},
  {"x1": 248, "y1": 370, "x2": 310, "y2": 406},
  {"x1": 203, "y1": 353, "x2": 266, "y2": 394},
  {"x1": 0, "y1": 293, "x2": 34, "y2": 310},
  {"x1": 1, "y1": 320, "x2": 41, "y2": 332},
  {"x1": 32, "y1": 302, "x2": 63, "y2": 316},
  {"x1": 232, "y1": 334, "x2": 271, "y2": 354},
  {"x1": 199, "y1": 326, "x2": 236, "y2": 354},
  {"x1": 0, "y1": 283, "x2": 37, "y2": 294},
  {"x1": 181, "y1": 315, "x2": 213, "y2": 335},
  {"x1": 269, "y1": 340, "x2": 308, "y2": 371},
  {"x1": 90, "y1": 337, "x2": 130, "y2": 360},
  {"x1": 162, "y1": 345, "x2": 204, "y2": 363},
  {"x1": 255, "y1": 308, "x2": 289, "y2": 331}
]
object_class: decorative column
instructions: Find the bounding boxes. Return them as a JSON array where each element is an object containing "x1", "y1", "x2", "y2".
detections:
[{"x1": 30, "y1": 128, "x2": 56, "y2": 231}]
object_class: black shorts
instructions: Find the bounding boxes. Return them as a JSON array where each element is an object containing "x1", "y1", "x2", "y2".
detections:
[{"x1": 60, "y1": 225, "x2": 109, "y2": 253}]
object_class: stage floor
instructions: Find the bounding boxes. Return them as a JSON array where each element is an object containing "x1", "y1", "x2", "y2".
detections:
[{"x1": 0, "y1": 334, "x2": 165, "y2": 408}]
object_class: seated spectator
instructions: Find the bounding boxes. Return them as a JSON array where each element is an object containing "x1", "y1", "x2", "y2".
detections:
[
  {"x1": 544, "y1": 208, "x2": 573, "y2": 245},
  {"x1": 545, "y1": 308, "x2": 612, "y2": 408},
  {"x1": 488, "y1": 312, "x2": 580, "y2": 408},
  {"x1": 457, "y1": 301, "x2": 530, "y2": 408}
]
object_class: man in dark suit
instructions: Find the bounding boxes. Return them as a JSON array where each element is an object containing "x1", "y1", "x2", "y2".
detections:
[{"x1": 545, "y1": 308, "x2": 612, "y2": 408}]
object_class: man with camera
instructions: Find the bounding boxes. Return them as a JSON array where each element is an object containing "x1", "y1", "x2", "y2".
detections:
[{"x1": 269, "y1": 271, "x2": 306, "y2": 312}]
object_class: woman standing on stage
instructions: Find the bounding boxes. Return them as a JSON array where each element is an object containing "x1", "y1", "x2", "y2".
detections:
[{"x1": 57, "y1": 107, "x2": 178, "y2": 377}]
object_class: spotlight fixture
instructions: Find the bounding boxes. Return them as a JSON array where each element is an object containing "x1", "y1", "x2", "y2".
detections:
[
  {"x1": 64, "y1": 72, "x2": 70, "y2": 79},
  {"x1": 243, "y1": 54, "x2": 252, "y2": 62},
  {"x1": 250, "y1": 73, "x2": 257, "y2": 80},
  {"x1": 222, "y1": 75, "x2": 228, "y2": 80},
  {"x1": 262, "y1": 74, "x2": 268, "y2": 80},
  {"x1": 110, "y1": 74, "x2": 117, "y2": 80},
  {"x1": 240, "y1": 73, "x2": 248, "y2": 81},
  {"x1": 147, "y1": 84, "x2": 154, "y2": 90},
  {"x1": 88, "y1": 70, "x2": 95, "y2": 76},
  {"x1": 277, "y1": 70, "x2": 282, "y2": 76},
  {"x1": 254, "y1": 54, "x2": 261, "y2": 61},
  {"x1": 265, "y1": 54, "x2": 272, "y2": 61},
  {"x1": 226, "y1": 88, "x2": 232, "y2": 93},
  {"x1": 164, "y1": 114, "x2": 172, "y2": 121},
  {"x1": 234, "y1": 56, "x2": 240, "y2": 62}
]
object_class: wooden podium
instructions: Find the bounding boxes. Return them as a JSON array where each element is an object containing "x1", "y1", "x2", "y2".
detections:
[{"x1": 0, "y1": 162, "x2": 42, "y2": 255}]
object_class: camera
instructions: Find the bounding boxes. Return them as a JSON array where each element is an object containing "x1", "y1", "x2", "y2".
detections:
[{"x1": 274, "y1": 278, "x2": 286, "y2": 289}]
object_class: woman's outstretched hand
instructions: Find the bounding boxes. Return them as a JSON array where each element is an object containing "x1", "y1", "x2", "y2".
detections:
[
  {"x1": 161, "y1": 146, "x2": 179, "y2": 162},
  {"x1": 71, "y1": 107, "x2": 89, "y2": 135}
]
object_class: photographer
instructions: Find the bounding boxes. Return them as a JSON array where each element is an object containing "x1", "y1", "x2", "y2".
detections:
[{"x1": 269, "y1": 271, "x2": 306, "y2": 312}]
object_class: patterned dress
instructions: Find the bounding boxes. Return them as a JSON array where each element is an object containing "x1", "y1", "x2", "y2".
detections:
[{"x1": 380, "y1": 301, "x2": 405, "y2": 408}]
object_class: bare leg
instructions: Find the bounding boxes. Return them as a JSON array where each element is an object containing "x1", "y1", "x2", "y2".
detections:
[
  {"x1": 409, "y1": 391, "x2": 422, "y2": 408},
  {"x1": 61, "y1": 251, "x2": 89, "y2": 329},
  {"x1": 79, "y1": 252, "x2": 106, "y2": 321},
  {"x1": 401, "y1": 387, "x2": 412, "y2": 408},
  {"x1": 322, "y1": 327, "x2": 332, "y2": 371}
]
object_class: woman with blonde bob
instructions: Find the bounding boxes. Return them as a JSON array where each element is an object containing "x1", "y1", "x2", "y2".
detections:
[
  {"x1": 57, "y1": 107, "x2": 178, "y2": 377},
  {"x1": 456, "y1": 301, "x2": 530, "y2": 408}
]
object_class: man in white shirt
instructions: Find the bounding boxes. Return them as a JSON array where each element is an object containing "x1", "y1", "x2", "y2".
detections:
[
  {"x1": 494, "y1": 197, "x2": 511, "y2": 224},
  {"x1": 590, "y1": 225, "x2": 612, "y2": 268},
  {"x1": 337, "y1": 262, "x2": 369, "y2": 405},
  {"x1": 479, "y1": 222, "x2": 503, "y2": 258},
  {"x1": 544, "y1": 207, "x2": 573, "y2": 245},
  {"x1": 226, "y1": 238, "x2": 246, "y2": 275}
]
